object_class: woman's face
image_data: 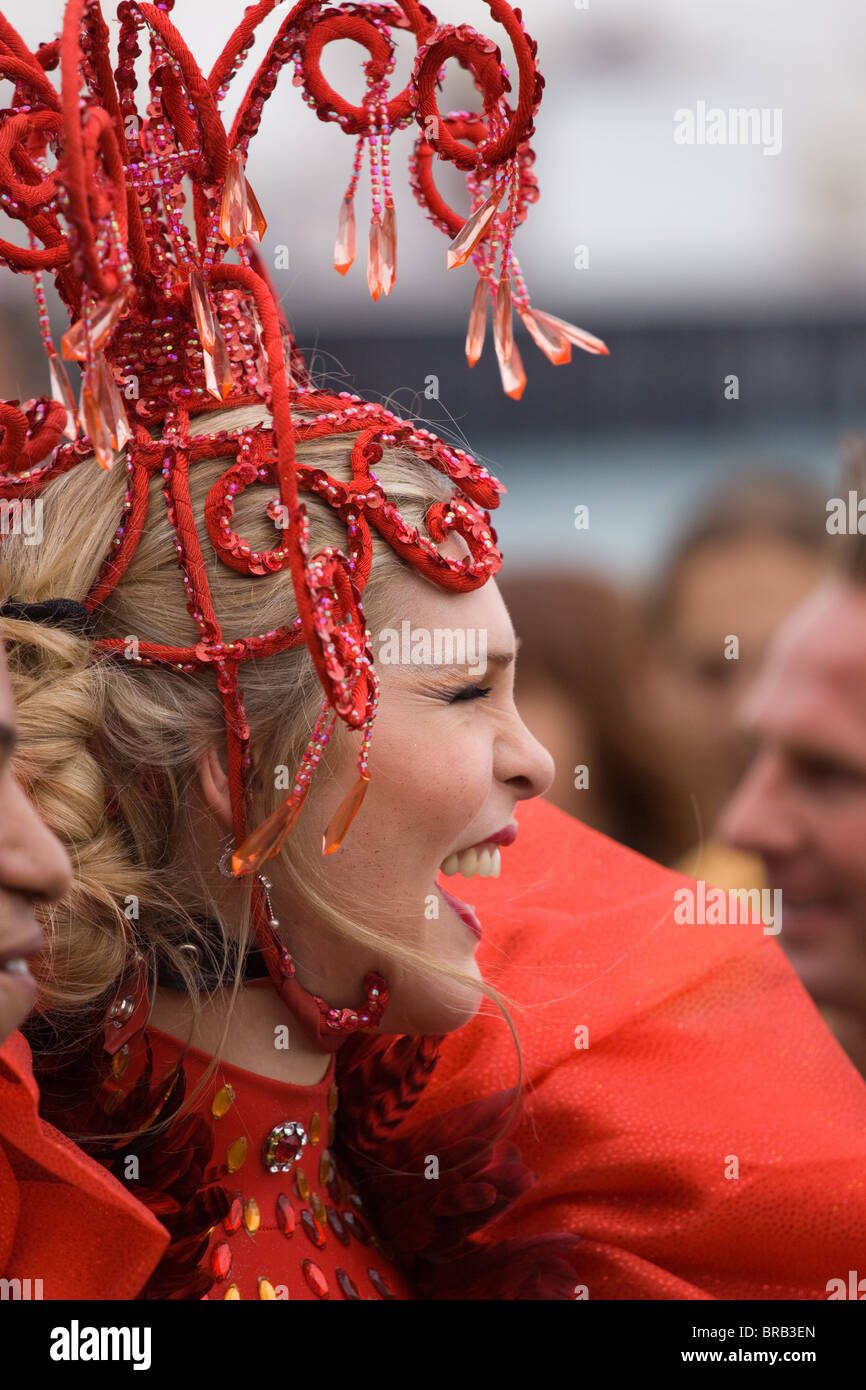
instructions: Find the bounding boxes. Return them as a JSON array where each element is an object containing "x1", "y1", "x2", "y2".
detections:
[
  {"x1": 278, "y1": 551, "x2": 555, "y2": 1036},
  {"x1": 0, "y1": 639, "x2": 74, "y2": 1043}
]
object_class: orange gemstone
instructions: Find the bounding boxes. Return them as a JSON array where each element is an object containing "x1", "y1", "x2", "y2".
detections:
[
  {"x1": 226, "y1": 1136, "x2": 248, "y2": 1173},
  {"x1": 300, "y1": 1209, "x2": 326, "y2": 1249},
  {"x1": 309, "y1": 1111, "x2": 321, "y2": 1145},
  {"x1": 531, "y1": 309, "x2": 610, "y2": 357},
  {"x1": 244, "y1": 1197, "x2": 261, "y2": 1234},
  {"x1": 493, "y1": 275, "x2": 514, "y2": 365},
  {"x1": 367, "y1": 216, "x2": 384, "y2": 301},
  {"x1": 48, "y1": 354, "x2": 79, "y2": 440},
  {"x1": 189, "y1": 267, "x2": 216, "y2": 352},
  {"x1": 322, "y1": 775, "x2": 369, "y2": 855},
  {"x1": 243, "y1": 177, "x2": 267, "y2": 242},
  {"x1": 518, "y1": 306, "x2": 572, "y2": 366},
  {"x1": 79, "y1": 376, "x2": 114, "y2": 471},
  {"x1": 327, "y1": 1083, "x2": 339, "y2": 1115},
  {"x1": 210, "y1": 1241, "x2": 232, "y2": 1279},
  {"x1": 211, "y1": 1083, "x2": 236, "y2": 1119},
  {"x1": 61, "y1": 289, "x2": 132, "y2": 361},
  {"x1": 302, "y1": 1259, "x2": 329, "y2": 1299},
  {"x1": 497, "y1": 339, "x2": 527, "y2": 401},
  {"x1": 202, "y1": 319, "x2": 235, "y2": 401},
  {"x1": 223, "y1": 1284, "x2": 241, "y2": 1300},
  {"x1": 111, "y1": 1044, "x2": 130, "y2": 1078},
  {"x1": 465, "y1": 277, "x2": 489, "y2": 367},
  {"x1": 319, "y1": 1150, "x2": 333, "y2": 1186},
  {"x1": 219, "y1": 149, "x2": 248, "y2": 248},
  {"x1": 311, "y1": 1191, "x2": 326, "y2": 1224},
  {"x1": 295, "y1": 1167, "x2": 310, "y2": 1201},
  {"x1": 446, "y1": 185, "x2": 504, "y2": 269},
  {"x1": 257, "y1": 1277, "x2": 277, "y2": 1300},
  {"x1": 276, "y1": 1193, "x2": 296, "y2": 1237},
  {"x1": 232, "y1": 790, "x2": 309, "y2": 875},
  {"x1": 328, "y1": 1115, "x2": 336, "y2": 1146},
  {"x1": 334, "y1": 194, "x2": 356, "y2": 275},
  {"x1": 380, "y1": 201, "x2": 396, "y2": 296}
]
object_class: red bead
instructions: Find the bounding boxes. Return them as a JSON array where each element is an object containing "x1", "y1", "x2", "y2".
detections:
[
  {"x1": 368, "y1": 1267, "x2": 397, "y2": 1299},
  {"x1": 223, "y1": 1195, "x2": 243, "y2": 1233},
  {"x1": 276, "y1": 1193, "x2": 296, "y2": 1236},
  {"x1": 336, "y1": 1268, "x2": 361, "y2": 1300},
  {"x1": 300, "y1": 1208, "x2": 326, "y2": 1249},
  {"x1": 210, "y1": 1241, "x2": 232, "y2": 1279},
  {"x1": 301, "y1": 1259, "x2": 329, "y2": 1299}
]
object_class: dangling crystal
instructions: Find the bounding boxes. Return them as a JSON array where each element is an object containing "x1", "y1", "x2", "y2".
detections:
[
  {"x1": 79, "y1": 368, "x2": 114, "y2": 470},
  {"x1": 367, "y1": 216, "x2": 384, "y2": 301},
  {"x1": 189, "y1": 268, "x2": 216, "y2": 352},
  {"x1": 94, "y1": 356, "x2": 131, "y2": 452},
  {"x1": 531, "y1": 309, "x2": 610, "y2": 357},
  {"x1": 202, "y1": 318, "x2": 235, "y2": 401},
  {"x1": 232, "y1": 791, "x2": 309, "y2": 875},
  {"x1": 322, "y1": 776, "x2": 369, "y2": 854},
  {"x1": 446, "y1": 186, "x2": 505, "y2": 270},
  {"x1": 334, "y1": 195, "x2": 356, "y2": 275},
  {"x1": 518, "y1": 306, "x2": 572, "y2": 365},
  {"x1": 465, "y1": 278, "x2": 489, "y2": 367},
  {"x1": 220, "y1": 149, "x2": 249, "y2": 248},
  {"x1": 48, "y1": 354, "x2": 79, "y2": 440},
  {"x1": 498, "y1": 339, "x2": 527, "y2": 401},
  {"x1": 61, "y1": 289, "x2": 132, "y2": 361},
  {"x1": 380, "y1": 201, "x2": 396, "y2": 295},
  {"x1": 493, "y1": 275, "x2": 514, "y2": 365},
  {"x1": 243, "y1": 177, "x2": 267, "y2": 242}
]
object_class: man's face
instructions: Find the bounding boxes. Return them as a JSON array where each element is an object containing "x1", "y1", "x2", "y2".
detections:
[{"x1": 718, "y1": 581, "x2": 866, "y2": 1013}]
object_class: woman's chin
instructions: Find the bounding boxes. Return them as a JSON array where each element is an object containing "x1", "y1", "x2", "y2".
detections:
[{"x1": 384, "y1": 962, "x2": 485, "y2": 1036}]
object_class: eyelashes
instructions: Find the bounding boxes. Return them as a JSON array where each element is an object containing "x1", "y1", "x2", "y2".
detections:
[{"x1": 447, "y1": 684, "x2": 493, "y2": 704}]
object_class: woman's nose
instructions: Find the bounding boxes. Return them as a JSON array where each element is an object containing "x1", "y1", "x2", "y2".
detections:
[
  {"x1": 0, "y1": 774, "x2": 74, "y2": 905},
  {"x1": 499, "y1": 711, "x2": 556, "y2": 801}
]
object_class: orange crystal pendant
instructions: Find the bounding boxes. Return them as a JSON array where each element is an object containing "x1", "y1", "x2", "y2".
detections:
[
  {"x1": 322, "y1": 775, "x2": 369, "y2": 855},
  {"x1": 493, "y1": 275, "x2": 514, "y2": 365},
  {"x1": 531, "y1": 309, "x2": 610, "y2": 357},
  {"x1": 367, "y1": 217, "x2": 384, "y2": 301},
  {"x1": 62, "y1": 289, "x2": 131, "y2": 361},
  {"x1": 498, "y1": 339, "x2": 527, "y2": 401},
  {"x1": 220, "y1": 149, "x2": 248, "y2": 248},
  {"x1": 202, "y1": 319, "x2": 235, "y2": 401},
  {"x1": 189, "y1": 267, "x2": 216, "y2": 352},
  {"x1": 211, "y1": 1083, "x2": 235, "y2": 1119},
  {"x1": 465, "y1": 278, "x2": 489, "y2": 367},
  {"x1": 226, "y1": 1135, "x2": 248, "y2": 1173},
  {"x1": 95, "y1": 353, "x2": 132, "y2": 451},
  {"x1": 48, "y1": 353, "x2": 79, "y2": 440},
  {"x1": 334, "y1": 195, "x2": 356, "y2": 275},
  {"x1": 380, "y1": 201, "x2": 396, "y2": 295},
  {"x1": 243, "y1": 177, "x2": 267, "y2": 242},
  {"x1": 232, "y1": 789, "x2": 309, "y2": 875},
  {"x1": 447, "y1": 186, "x2": 505, "y2": 269},
  {"x1": 79, "y1": 373, "x2": 114, "y2": 471},
  {"x1": 518, "y1": 306, "x2": 572, "y2": 365}
]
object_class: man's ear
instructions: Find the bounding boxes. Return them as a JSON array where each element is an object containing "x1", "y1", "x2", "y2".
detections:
[{"x1": 195, "y1": 745, "x2": 233, "y2": 829}]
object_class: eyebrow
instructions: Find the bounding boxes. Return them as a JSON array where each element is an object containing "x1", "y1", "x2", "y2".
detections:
[{"x1": 411, "y1": 636, "x2": 522, "y2": 673}]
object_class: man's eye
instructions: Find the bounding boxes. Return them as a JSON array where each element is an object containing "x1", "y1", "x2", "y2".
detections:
[{"x1": 448, "y1": 684, "x2": 493, "y2": 703}]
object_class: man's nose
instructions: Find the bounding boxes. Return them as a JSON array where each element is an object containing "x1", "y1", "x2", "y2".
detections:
[{"x1": 718, "y1": 749, "x2": 800, "y2": 858}]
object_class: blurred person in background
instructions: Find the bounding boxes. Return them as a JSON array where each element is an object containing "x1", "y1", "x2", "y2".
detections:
[
  {"x1": 497, "y1": 570, "x2": 661, "y2": 850},
  {"x1": 719, "y1": 438, "x2": 866, "y2": 1080},
  {"x1": 628, "y1": 471, "x2": 829, "y2": 879}
]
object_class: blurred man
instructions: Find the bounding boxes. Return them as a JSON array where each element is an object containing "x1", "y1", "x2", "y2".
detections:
[{"x1": 719, "y1": 443, "x2": 866, "y2": 1078}]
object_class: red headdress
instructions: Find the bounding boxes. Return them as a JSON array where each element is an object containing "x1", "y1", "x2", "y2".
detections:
[{"x1": 0, "y1": 0, "x2": 607, "y2": 1049}]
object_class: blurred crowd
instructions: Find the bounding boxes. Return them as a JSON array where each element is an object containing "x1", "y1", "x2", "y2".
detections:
[{"x1": 501, "y1": 446, "x2": 866, "y2": 1081}]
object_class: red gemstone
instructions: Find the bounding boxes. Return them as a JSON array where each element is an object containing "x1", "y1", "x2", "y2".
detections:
[
  {"x1": 301, "y1": 1259, "x2": 329, "y2": 1299},
  {"x1": 343, "y1": 1210, "x2": 371, "y2": 1245},
  {"x1": 223, "y1": 1195, "x2": 243, "y2": 1233},
  {"x1": 326, "y1": 1206, "x2": 350, "y2": 1246},
  {"x1": 276, "y1": 1193, "x2": 296, "y2": 1237},
  {"x1": 275, "y1": 1129, "x2": 304, "y2": 1164},
  {"x1": 210, "y1": 1241, "x2": 232, "y2": 1279},
  {"x1": 300, "y1": 1208, "x2": 326, "y2": 1249},
  {"x1": 368, "y1": 1266, "x2": 397, "y2": 1299}
]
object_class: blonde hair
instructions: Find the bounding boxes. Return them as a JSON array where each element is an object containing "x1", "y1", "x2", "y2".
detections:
[{"x1": 1, "y1": 402, "x2": 522, "y2": 1133}]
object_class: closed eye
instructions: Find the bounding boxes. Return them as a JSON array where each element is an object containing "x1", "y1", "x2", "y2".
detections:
[{"x1": 448, "y1": 684, "x2": 493, "y2": 703}]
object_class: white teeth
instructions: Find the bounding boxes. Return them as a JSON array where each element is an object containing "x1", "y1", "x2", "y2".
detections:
[
  {"x1": 438, "y1": 842, "x2": 504, "y2": 879},
  {"x1": 2, "y1": 957, "x2": 32, "y2": 980}
]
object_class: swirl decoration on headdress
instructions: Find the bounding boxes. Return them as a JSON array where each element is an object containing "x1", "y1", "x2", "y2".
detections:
[{"x1": 0, "y1": 1, "x2": 607, "y2": 1041}]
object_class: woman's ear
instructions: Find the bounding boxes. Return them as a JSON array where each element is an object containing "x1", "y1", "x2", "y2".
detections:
[{"x1": 195, "y1": 745, "x2": 233, "y2": 829}]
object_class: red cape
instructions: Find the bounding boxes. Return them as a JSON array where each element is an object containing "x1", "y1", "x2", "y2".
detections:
[
  {"x1": 0, "y1": 1030, "x2": 168, "y2": 1299},
  {"x1": 402, "y1": 797, "x2": 866, "y2": 1299}
]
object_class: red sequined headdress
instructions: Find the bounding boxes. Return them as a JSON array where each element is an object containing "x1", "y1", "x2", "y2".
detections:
[{"x1": 0, "y1": 0, "x2": 606, "y2": 1046}]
